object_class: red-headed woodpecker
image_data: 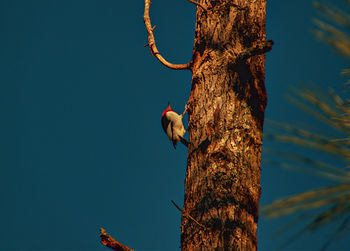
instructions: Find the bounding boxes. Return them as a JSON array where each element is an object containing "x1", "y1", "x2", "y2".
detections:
[{"x1": 161, "y1": 103, "x2": 189, "y2": 149}]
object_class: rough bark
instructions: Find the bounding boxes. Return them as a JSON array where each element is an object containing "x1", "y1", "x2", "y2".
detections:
[{"x1": 182, "y1": 0, "x2": 267, "y2": 250}]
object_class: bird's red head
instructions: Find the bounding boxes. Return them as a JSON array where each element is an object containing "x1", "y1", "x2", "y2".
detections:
[{"x1": 161, "y1": 103, "x2": 173, "y2": 117}]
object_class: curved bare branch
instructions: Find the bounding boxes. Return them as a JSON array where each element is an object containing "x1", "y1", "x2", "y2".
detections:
[{"x1": 143, "y1": 0, "x2": 191, "y2": 70}]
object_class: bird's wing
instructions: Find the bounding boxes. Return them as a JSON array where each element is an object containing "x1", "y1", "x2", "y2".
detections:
[
  {"x1": 171, "y1": 121, "x2": 177, "y2": 149},
  {"x1": 161, "y1": 115, "x2": 170, "y2": 133}
]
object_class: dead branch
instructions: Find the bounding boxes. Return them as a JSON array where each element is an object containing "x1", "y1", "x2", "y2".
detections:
[
  {"x1": 99, "y1": 228, "x2": 134, "y2": 251},
  {"x1": 187, "y1": 0, "x2": 207, "y2": 11},
  {"x1": 171, "y1": 200, "x2": 205, "y2": 228},
  {"x1": 143, "y1": 0, "x2": 191, "y2": 70}
]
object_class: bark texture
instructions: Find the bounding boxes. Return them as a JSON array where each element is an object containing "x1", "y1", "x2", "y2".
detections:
[{"x1": 182, "y1": 0, "x2": 267, "y2": 250}]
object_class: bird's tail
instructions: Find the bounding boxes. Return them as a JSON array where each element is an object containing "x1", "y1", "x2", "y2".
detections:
[{"x1": 179, "y1": 136, "x2": 189, "y2": 148}]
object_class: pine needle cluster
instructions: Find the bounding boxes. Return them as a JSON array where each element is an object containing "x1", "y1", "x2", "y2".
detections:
[{"x1": 262, "y1": 1, "x2": 350, "y2": 249}]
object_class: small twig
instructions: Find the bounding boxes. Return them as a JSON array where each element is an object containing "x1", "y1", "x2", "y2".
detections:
[
  {"x1": 143, "y1": 0, "x2": 191, "y2": 70},
  {"x1": 236, "y1": 40, "x2": 274, "y2": 62},
  {"x1": 99, "y1": 228, "x2": 134, "y2": 251},
  {"x1": 171, "y1": 200, "x2": 205, "y2": 228},
  {"x1": 187, "y1": 0, "x2": 207, "y2": 12},
  {"x1": 172, "y1": 200, "x2": 184, "y2": 212}
]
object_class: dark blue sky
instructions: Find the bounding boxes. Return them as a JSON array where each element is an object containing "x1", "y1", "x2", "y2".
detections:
[{"x1": 0, "y1": 0, "x2": 347, "y2": 250}]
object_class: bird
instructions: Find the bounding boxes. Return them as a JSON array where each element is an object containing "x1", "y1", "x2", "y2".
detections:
[{"x1": 161, "y1": 102, "x2": 189, "y2": 149}]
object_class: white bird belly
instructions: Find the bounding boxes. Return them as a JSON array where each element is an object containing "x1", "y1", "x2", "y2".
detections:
[{"x1": 165, "y1": 111, "x2": 186, "y2": 141}]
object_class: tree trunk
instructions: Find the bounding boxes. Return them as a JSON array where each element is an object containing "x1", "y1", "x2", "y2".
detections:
[{"x1": 182, "y1": 0, "x2": 267, "y2": 250}]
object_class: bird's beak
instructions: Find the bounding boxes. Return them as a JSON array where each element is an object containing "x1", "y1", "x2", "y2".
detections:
[{"x1": 167, "y1": 102, "x2": 171, "y2": 108}]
